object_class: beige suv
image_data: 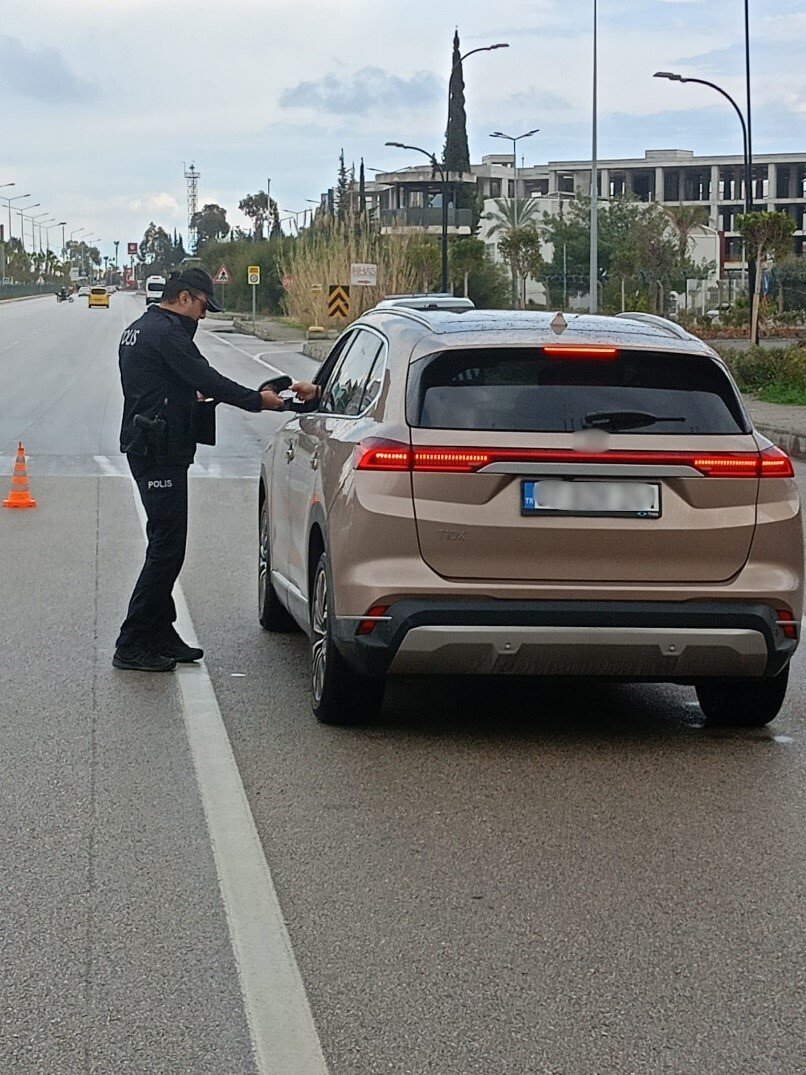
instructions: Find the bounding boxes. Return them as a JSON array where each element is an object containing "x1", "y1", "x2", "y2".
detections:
[{"x1": 259, "y1": 308, "x2": 802, "y2": 727}]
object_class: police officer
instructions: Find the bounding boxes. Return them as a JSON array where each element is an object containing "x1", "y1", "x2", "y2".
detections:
[{"x1": 114, "y1": 267, "x2": 314, "y2": 672}]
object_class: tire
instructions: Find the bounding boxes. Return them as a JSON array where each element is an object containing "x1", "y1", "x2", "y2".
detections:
[
  {"x1": 695, "y1": 665, "x2": 790, "y2": 728},
  {"x1": 310, "y1": 552, "x2": 385, "y2": 725},
  {"x1": 258, "y1": 497, "x2": 295, "y2": 631}
]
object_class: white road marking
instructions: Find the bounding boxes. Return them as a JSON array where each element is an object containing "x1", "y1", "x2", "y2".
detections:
[
  {"x1": 129, "y1": 482, "x2": 329, "y2": 1075},
  {"x1": 93, "y1": 454, "x2": 127, "y2": 477},
  {"x1": 203, "y1": 327, "x2": 288, "y2": 376}
]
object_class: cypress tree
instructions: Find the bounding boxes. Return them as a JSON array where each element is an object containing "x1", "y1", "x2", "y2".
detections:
[
  {"x1": 359, "y1": 159, "x2": 367, "y2": 217},
  {"x1": 444, "y1": 29, "x2": 471, "y2": 176},
  {"x1": 336, "y1": 149, "x2": 350, "y2": 223}
]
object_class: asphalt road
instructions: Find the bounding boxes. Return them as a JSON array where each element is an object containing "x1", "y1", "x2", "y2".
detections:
[{"x1": 2, "y1": 294, "x2": 804, "y2": 1074}]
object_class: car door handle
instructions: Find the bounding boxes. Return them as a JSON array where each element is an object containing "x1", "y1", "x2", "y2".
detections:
[{"x1": 285, "y1": 441, "x2": 295, "y2": 462}]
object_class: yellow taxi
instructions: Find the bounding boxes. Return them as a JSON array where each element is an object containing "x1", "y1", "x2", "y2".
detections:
[{"x1": 88, "y1": 286, "x2": 110, "y2": 309}]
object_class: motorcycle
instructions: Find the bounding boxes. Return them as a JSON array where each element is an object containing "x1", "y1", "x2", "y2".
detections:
[{"x1": 55, "y1": 291, "x2": 74, "y2": 303}]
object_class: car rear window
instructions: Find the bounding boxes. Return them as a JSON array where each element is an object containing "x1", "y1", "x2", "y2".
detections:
[
  {"x1": 91, "y1": 288, "x2": 106, "y2": 294},
  {"x1": 147, "y1": 282, "x2": 163, "y2": 292},
  {"x1": 408, "y1": 347, "x2": 749, "y2": 434}
]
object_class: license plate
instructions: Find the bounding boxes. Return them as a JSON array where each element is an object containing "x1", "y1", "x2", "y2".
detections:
[{"x1": 522, "y1": 479, "x2": 661, "y2": 518}]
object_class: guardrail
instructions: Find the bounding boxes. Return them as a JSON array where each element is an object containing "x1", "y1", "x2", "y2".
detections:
[{"x1": 0, "y1": 284, "x2": 53, "y2": 300}]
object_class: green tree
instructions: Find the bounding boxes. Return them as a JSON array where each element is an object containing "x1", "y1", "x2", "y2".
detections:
[
  {"x1": 499, "y1": 229, "x2": 545, "y2": 307},
  {"x1": 336, "y1": 149, "x2": 350, "y2": 224},
  {"x1": 191, "y1": 203, "x2": 230, "y2": 250},
  {"x1": 138, "y1": 223, "x2": 174, "y2": 275},
  {"x1": 665, "y1": 204, "x2": 709, "y2": 261},
  {"x1": 358, "y1": 159, "x2": 367, "y2": 218},
  {"x1": 450, "y1": 236, "x2": 485, "y2": 296},
  {"x1": 484, "y1": 197, "x2": 542, "y2": 307},
  {"x1": 737, "y1": 210, "x2": 797, "y2": 342},
  {"x1": 407, "y1": 237, "x2": 441, "y2": 292},
  {"x1": 239, "y1": 191, "x2": 279, "y2": 242},
  {"x1": 444, "y1": 29, "x2": 470, "y2": 175},
  {"x1": 776, "y1": 256, "x2": 806, "y2": 312}
]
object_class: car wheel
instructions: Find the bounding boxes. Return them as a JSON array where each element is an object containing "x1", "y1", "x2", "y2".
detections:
[
  {"x1": 695, "y1": 665, "x2": 790, "y2": 727},
  {"x1": 258, "y1": 498, "x2": 295, "y2": 631},
  {"x1": 310, "y1": 552, "x2": 384, "y2": 726}
]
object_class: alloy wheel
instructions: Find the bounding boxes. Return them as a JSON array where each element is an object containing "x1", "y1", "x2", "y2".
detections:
[
  {"x1": 311, "y1": 567, "x2": 328, "y2": 704},
  {"x1": 258, "y1": 502, "x2": 269, "y2": 608}
]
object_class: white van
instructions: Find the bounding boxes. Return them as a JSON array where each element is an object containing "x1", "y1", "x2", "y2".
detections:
[{"x1": 145, "y1": 275, "x2": 166, "y2": 305}]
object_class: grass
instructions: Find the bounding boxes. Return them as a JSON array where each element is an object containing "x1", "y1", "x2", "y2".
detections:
[{"x1": 755, "y1": 382, "x2": 806, "y2": 406}]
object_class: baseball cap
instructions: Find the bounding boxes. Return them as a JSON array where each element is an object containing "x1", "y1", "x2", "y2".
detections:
[{"x1": 174, "y1": 267, "x2": 222, "y2": 312}]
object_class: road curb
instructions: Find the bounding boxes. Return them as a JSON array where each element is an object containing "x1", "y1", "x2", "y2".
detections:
[
  {"x1": 755, "y1": 425, "x2": 806, "y2": 462},
  {"x1": 301, "y1": 340, "x2": 332, "y2": 362}
]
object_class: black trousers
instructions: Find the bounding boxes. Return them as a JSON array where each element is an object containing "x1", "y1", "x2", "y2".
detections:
[{"x1": 116, "y1": 456, "x2": 190, "y2": 650}]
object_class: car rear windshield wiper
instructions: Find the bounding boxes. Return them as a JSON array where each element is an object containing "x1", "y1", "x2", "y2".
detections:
[{"x1": 582, "y1": 409, "x2": 686, "y2": 432}]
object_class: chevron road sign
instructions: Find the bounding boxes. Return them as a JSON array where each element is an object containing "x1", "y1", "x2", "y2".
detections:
[{"x1": 328, "y1": 284, "x2": 350, "y2": 318}]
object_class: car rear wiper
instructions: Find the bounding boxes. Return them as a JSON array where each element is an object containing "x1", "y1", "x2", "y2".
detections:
[{"x1": 582, "y1": 409, "x2": 685, "y2": 431}]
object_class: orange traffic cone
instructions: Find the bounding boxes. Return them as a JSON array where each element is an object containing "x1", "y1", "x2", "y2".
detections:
[{"x1": 4, "y1": 442, "x2": 37, "y2": 509}]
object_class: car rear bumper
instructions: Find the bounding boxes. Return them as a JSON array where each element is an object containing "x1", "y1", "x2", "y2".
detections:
[{"x1": 332, "y1": 599, "x2": 797, "y2": 681}]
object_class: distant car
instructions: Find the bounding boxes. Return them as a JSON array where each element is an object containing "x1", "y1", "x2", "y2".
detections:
[
  {"x1": 78, "y1": 285, "x2": 91, "y2": 297},
  {"x1": 88, "y1": 286, "x2": 110, "y2": 308},
  {"x1": 259, "y1": 306, "x2": 802, "y2": 728},
  {"x1": 145, "y1": 275, "x2": 166, "y2": 305}
]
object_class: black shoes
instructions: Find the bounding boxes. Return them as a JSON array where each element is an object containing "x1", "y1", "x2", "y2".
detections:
[
  {"x1": 156, "y1": 629, "x2": 204, "y2": 663},
  {"x1": 113, "y1": 645, "x2": 177, "y2": 672}
]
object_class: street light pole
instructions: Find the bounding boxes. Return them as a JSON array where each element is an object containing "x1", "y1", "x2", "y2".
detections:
[
  {"x1": 590, "y1": 0, "x2": 599, "y2": 314},
  {"x1": 386, "y1": 141, "x2": 450, "y2": 292},
  {"x1": 654, "y1": 72, "x2": 750, "y2": 215},
  {"x1": 744, "y1": 0, "x2": 753, "y2": 211},
  {"x1": 489, "y1": 128, "x2": 540, "y2": 307},
  {"x1": 2, "y1": 193, "x2": 31, "y2": 244}
]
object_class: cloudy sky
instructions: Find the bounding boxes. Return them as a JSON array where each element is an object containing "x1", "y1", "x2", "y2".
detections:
[{"x1": 1, "y1": 0, "x2": 804, "y2": 261}]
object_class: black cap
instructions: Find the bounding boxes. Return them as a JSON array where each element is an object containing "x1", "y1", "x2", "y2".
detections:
[{"x1": 174, "y1": 267, "x2": 222, "y2": 312}]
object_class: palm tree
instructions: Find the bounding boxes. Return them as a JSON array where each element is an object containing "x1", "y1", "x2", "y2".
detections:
[
  {"x1": 665, "y1": 204, "x2": 709, "y2": 261},
  {"x1": 484, "y1": 197, "x2": 542, "y2": 307}
]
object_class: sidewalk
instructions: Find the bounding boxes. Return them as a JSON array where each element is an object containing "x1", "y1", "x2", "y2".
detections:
[{"x1": 744, "y1": 397, "x2": 806, "y2": 460}]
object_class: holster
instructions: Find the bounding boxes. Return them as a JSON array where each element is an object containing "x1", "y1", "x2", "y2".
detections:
[{"x1": 134, "y1": 412, "x2": 169, "y2": 464}]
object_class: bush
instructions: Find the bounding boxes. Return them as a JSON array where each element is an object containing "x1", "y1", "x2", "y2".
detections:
[
  {"x1": 718, "y1": 344, "x2": 806, "y2": 393},
  {"x1": 198, "y1": 238, "x2": 294, "y2": 314}
]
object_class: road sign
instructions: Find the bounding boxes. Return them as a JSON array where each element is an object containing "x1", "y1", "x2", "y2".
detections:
[
  {"x1": 247, "y1": 265, "x2": 261, "y2": 285},
  {"x1": 328, "y1": 284, "x2": 350, "y2": 318},
  {"x1": 127, "y1": 242, "x2": 138, "y2": 256},
  {"x1": 350, "y1": 262, "x2": 377, "y2": 287},
  {"x1": 214, "y1": 264, "x2": 232, "y2": 285}
]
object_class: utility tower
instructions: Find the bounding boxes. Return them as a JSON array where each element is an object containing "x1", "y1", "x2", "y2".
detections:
[{"x1": 184, "y1": 161, "x2": 200, "y2": 253}]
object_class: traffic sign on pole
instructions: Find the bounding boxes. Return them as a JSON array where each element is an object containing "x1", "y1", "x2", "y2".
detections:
[
  {"x1": 350, "y1": 262, "x2": 377, "y2": 287},
  {"x1": 247, "y1": 265, "x2": 261, "y2": 285},
  {"x1": 127, "y1": 242, "x2": 138, "y2": 256},
  {"x1": 328, "y1": 284, "x2": 350, "y2": 318},
  {"x1": 214, "y1": 264, "x2": 232, "y2": 285}
]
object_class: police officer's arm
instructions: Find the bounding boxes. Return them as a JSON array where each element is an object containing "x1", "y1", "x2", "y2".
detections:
[{"x1": 161, "y1": 330, "x2": 282, "y2": 411}]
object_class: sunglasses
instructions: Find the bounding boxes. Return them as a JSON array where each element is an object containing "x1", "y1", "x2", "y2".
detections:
[{"x1": 189, "y1": 291, "x2": 208, "y2": 313}]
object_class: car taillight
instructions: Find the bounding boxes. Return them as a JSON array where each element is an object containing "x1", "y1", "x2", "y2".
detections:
[
  {"x1": 356, "y1": 605, "x2": 390, "y2": 636},
  {"x1": 759, "y1": 444, "x2": 795, "y2": 478},
  {"x1": 776, "y1": 608, "x2": 798, "y2": 640},
  {"x1": 355, "y1": 440, "x2": 795, "y2": 477},
  {"x1": 354, "y1": 439, "x2": 412, "y2": 471}
]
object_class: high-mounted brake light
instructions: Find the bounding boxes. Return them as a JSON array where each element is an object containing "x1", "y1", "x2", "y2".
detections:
[
  {"x1": 542, "y1": 345, "x2": 619, "y2": 358},
  {"x1": 354, "y1": 440, "x2": 795, "y2": 477}
]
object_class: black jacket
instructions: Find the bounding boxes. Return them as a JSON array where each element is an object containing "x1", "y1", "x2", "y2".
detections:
[{"x1": 119, "y1": 305, "x2": 262, "y2": 464}]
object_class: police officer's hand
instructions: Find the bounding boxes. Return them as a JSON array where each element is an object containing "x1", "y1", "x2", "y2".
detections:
[
  {"x1": 291, "y1": 381, "x2": 319, "y2": 403},
  {"x1": 260, "y1": 389, "x2": 285, "y2": 411}
]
